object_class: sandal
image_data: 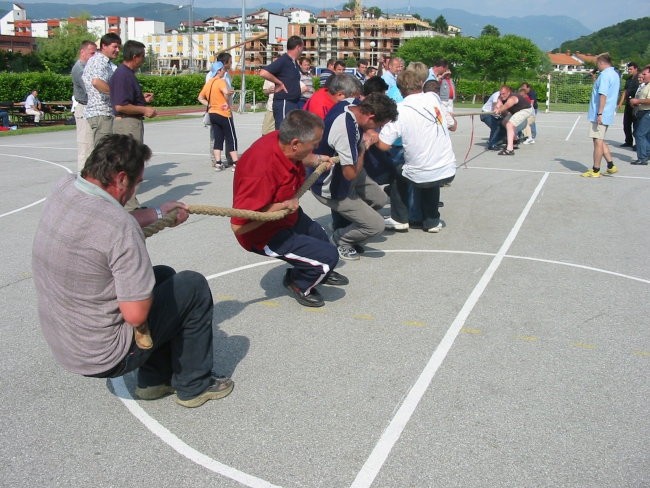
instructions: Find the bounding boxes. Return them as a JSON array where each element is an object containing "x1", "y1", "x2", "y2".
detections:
[{"x1": 498, "y1": 149, "x2": 515, "y2": 156}]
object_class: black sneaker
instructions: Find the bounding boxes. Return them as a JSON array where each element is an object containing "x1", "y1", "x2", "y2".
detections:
[
  {"x1": 323, "y1": 270, "x2": 349, "y2": 286},
  {"x1": 283, "y1": 270, "x2": 325, "y2": 307}
]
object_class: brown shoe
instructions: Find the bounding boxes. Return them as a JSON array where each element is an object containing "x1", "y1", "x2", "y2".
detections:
[{"x1": 174, "y1": 376, "x2": 234, "y2": 408}]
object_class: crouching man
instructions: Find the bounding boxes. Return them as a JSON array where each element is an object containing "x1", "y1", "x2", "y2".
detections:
[{"x1": 32, "y1": 134, "x2": 233, "y2": 408}]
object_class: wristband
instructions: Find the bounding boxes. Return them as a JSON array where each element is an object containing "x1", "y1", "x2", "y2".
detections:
[
  {"x1": 597, "y1": 113, "x2": 602, "y2": 115},
  {"x1": 155, "y1": 207, "x2": 163, "y2": 220}
]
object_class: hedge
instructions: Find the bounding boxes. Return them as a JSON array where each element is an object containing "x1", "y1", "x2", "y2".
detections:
[{"x1": 0, "y1": 72, "x2": 548, "y2": 106}]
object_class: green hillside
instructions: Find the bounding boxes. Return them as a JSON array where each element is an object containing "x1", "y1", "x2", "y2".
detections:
[{"x1": 558, "y1": 17, "x2": 650, "y2": 64}]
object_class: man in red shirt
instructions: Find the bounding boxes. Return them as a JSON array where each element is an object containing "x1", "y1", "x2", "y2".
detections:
[
  {"x1": 231, "y1": 110, "x2": 348, "y2": 307},
  {"x1": 304, "y1": 74, "x2": 362, "y2": 120}
]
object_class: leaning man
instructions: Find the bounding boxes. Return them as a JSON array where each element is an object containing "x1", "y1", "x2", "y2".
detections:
[
  {"x1": 231, "y1": 110, "x2": 348, "y2": 307},
  {"x1": 32, "y1": 134, "x2": 233, "y2": 408}
]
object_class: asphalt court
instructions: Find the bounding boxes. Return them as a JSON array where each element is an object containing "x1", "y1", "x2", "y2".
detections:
[{"x1": 1, "y1": 110, "x2": 648, "y2": 487}]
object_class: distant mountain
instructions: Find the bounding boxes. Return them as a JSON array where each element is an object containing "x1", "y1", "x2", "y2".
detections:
[
  {"x1": 0, "y1": 2, "x2": 592, "y2": 50},
  {"x1": 559, "y1": 17, "x2": 650, "y2": 63}
]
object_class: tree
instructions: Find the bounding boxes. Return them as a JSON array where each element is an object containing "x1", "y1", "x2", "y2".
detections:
[
  {"x1": 367, "y1": 6, "x2": 382, "y2": 19},
  {"x1": 36, "y1": 19, "x2": 98, "y2": 74},
  {"x1": 432, "y1": 15, "x2": 448, "y2": 34},
  {"x1": 397, "y1": 34, "x2": 544, "y2": 83},
  {"x1": 480, "y1": 24, "x2": 500, "y2": 37}
]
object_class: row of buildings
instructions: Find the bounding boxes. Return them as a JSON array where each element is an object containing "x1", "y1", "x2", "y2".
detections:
[{"x1": 1, "y1": 2, "x2": 602, "y2": 75}]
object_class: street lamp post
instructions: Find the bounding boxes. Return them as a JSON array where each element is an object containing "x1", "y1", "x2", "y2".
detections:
[
  {"x1": 239, "y1": 0, "x2": 246, "y2": 114},
  {"x1": 188, "y1": 0, "x2": 194, "y2": 73},
  {"x1": 369, "y1": 41, "x2": 376, "y2": 67}
]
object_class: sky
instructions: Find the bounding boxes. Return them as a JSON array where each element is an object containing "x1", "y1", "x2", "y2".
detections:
[{"x1": 16, "y1": 0, "x2": 649, "y2": 31}]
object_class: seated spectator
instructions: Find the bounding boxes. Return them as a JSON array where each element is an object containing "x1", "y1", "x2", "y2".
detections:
[
  {"x1": 24, "y1": 89, "x2": 44, "y2": 125},
  {"x1": 0, "y1": 109, "x2": 17, "y2": 130}
]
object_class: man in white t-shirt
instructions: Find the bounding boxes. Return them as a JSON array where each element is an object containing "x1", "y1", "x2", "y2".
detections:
[
  {"x1": 377, "y1": 70, "x2": 456, "y2": 233},
  {"x1": 480, "y1": 90, "x2": 505, "y2": 150}
]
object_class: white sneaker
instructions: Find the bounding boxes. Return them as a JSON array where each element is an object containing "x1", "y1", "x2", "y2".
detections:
[
  {"x1": 424, "y1": 222, "x2": 443, "y2": 233},
  {"x1": 9, "y1": 125, "x2": 17, "y2": 131},
  {"x1": 523, "y1": 138, "x2": 535, "y2": 145},
  {"x1": 384, "y1": 216, "x2": 409, "y2": 231}
]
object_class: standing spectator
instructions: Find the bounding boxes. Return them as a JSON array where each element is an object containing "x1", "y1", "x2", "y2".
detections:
[
  {"x1": 629, "y1": 65, "x2": 650, "y2": 165},
  {"x1": 32, "y1": 134, "x2": 234, "y2": 408},
  {"x1": 439, "y1": 69, "x2": 456, "y2": 114},
  {"x1": 618, "y1": 62, "x2": 639, "y2": 149},
  {"x1": 356, "y1": 59, "x2": 369, "y2": 83},
  {"x1": 310, "y1": 93, "x2": 398, "y2": 261},
  {"x1": 259, "y1": 35, "x2": 304, "y2": 129},
  {"x1": 377, "y1": 54, "x2": 390, "y2": 78},
  {"x1": 493, "y1": 85, "x2": 534, "y2": 156},
  {"x1": 426, "y1": 59, "x2": 448, "y2": 82},
  {"x1": 319, "y1": 59, "x2": 336, "y2": 87},
  {"x1": 261, "y1": 78, "x2": 276, "y2": 136},
  {"x1": 298, "y1": 56, "x2": 314, "y2": 108},
  {"x1": 382, "y1": 57, "x2": 404, "y2": 103},
  {"x1": 0, "y1": 109, "x2": 16, "y2": 130},
  {"x1": 110, "y1": 40, "x2": 156, "y2": 144},
  {"x1": 333, "y1": 60, "x2": 346, "y2": 74},
  {"x1": 110, "y1": 40, "x2": 156, "y2": 210},
  {"x1": 198, "y1": 62, "x2": 239, "y2": 171},
  {"x1": 24, "y1": 89, "x2": 44, "y2": 125},
  {"x1": 71, "y1": 40, "x2": 97, "y2": 171},
  {"x1": 366, "y1": 66, "x2": 377, "y2": 79},
  {"x1": 582, "y1": 53, "x2": 620, "y2": 177},
  {"x1": 230, "y1": 110, "x2": 347, "y2": 308},
  {"x1": 83, "y1": 32, "x2": 122, "y2": 145},
  {"x1": 480, "y1": 90, "x2": 505, "y2": 150}
]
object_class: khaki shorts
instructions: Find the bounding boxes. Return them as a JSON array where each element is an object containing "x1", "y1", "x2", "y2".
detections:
[
  {"x1": 589, "y1": 122, "x2": 608, "y2": 139},
  {"x1": 509, "y1": 108, "x2": 533, "y2": 131}
]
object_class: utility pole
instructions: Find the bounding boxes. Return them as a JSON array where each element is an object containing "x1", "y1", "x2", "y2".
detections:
[{"x1": 239, "y1": 0, "x2": 246, "y2": 113}]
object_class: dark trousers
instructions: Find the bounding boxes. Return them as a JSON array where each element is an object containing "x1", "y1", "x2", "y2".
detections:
[
  {"x1": 210, "y1": 113, "x2": 238, "y2": 153},
  {"x1": 390, "y1": 165, "x2": 454, "y2": 230},
  {"x1": 272, "y1": 99, "x2": 300, "y2": 129},
  {"x1": 92, "y1": 266, "x2": 215, "y2": 401},
  {"x1": 257, "y1": 209, "x2": 339, "y2": 294},
  {"x1": 623, "y1": 104, "x2": 636, "y2": 145},
  {"x1": 480, "y1": 113, "x2": 506, "y2": 148}
]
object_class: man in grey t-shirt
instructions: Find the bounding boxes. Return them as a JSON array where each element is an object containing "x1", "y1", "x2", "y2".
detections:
[
  {"x1": 32, "y1": 135, "x2": 234, "y2": 408},
  {"x1": 72, "y1": 40, "x2": 97, "y2": 171}
]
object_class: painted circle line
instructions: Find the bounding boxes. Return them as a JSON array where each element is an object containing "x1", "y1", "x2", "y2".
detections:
[
  {"x1": 0, "y1": 152, "x2": 73, "y2": 219},
  {"x1": 110, "y1": 250, "x2": 648, "y2": 488}
]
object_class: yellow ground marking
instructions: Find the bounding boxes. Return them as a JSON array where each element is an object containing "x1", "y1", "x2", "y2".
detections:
[
  {"x1": 306, "y1": 308, "x2": 326, "y2": 314},
  {"x1": 353, "y1": 314, "x2": 375, "y2": 320},
  {"x1": 216, "y1": 295, "x2": 235, "y2": 300},
  {"x1": 461, "y1": 327, "x2": 482, "y2": 335},
  {"x1": 632, "y1": 350, "x2": 650, "y2": 357},
  {"x1": 518, "y1": 335, "x2": 539, "y2": 342},
  {"x1": 403, "y1": 320, "x2": 426, "y2": 327},
  {"x1": 259, "y1": 301, "x2": 280, "y2": 308},
  {"x1": 573, "y1": 342, "x2": 597, "y2": 350}
]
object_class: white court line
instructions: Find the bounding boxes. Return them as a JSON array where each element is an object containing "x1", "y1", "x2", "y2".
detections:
[
  {"x1": 350, "y1": 172, "x2": 551, "y2": 488},
  {"x1": 111, "y1": 377, "x2": 281, "y2": 488},
  {"x1": 0, "y1": 152, "x2": 73, "y2": 173},
  {"x1": 0, "y1": 144, "x2": 73, "y2": 150},
  {"x1": 467, "y1": 166, "x2": 650, "y2": 180},
  {"x1": 0, "y1": 198, "x2": 45, "y2": 219},
  {"x1": 0, "y1": 153, "x2": 72, "y2": 218},
  {"x1": 566, "y1": 115, "x2": 581, "y2": 141}
]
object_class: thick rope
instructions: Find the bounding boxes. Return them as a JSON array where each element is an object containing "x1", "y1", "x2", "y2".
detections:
[{"x1": 142, "y1": 158, "x2": 335, "y2": 238}]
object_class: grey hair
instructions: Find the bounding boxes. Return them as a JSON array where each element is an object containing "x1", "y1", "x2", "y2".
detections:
[
  {"x1": 327, "y1": 74, "x2": 362, "y2": 98},
  {"x1": 279, "y1": 110, "x2": 324, "y2": 144}
]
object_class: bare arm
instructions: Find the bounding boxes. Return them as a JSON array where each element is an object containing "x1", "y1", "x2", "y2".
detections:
[
  {"x1": 92, "y1": 78, "x2": 110, "y2": 94},
  {"x1": 118, "y1": 297, "x2": 152, "y2": 327}
]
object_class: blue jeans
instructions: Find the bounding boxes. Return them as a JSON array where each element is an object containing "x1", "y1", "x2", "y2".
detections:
[
  {"x1": 480, "y1": 113, "x2": 505, "y2": 147},
  {"x1": 634, "y1": 111, "x2": 650, "y2": 161},
  {"x1": 0, "y1": 110, "x2": 10, "y2": 127},
  {"x1": 89, "y1": 266, "x2": 215, "y2": 401}
]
